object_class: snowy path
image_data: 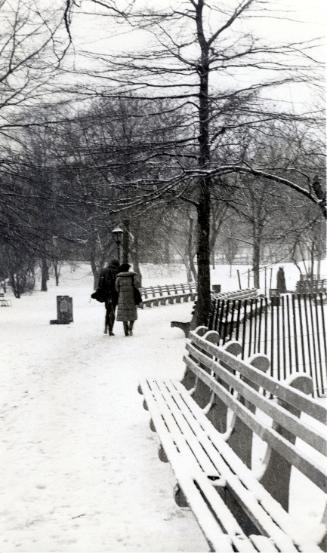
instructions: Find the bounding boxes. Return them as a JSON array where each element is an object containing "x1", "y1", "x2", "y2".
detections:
[{"x1": 0, "y1": 282, "x2": 207, "y2": 552}]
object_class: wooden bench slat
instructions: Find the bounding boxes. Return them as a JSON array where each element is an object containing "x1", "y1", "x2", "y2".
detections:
[
  {"x1": 190, "y1": 331, "x2": 327, "y2": 423},
  {"x1": 160, "y1": 380, "x2": 308, "y2": 552},
  {"x1": 140, "y1": 380, "x2": 257, "y2": 552},
  {"x1": 184, "y1": 355, "x2": 327, "y2": 492},
  {"x1": 150, "y1": 378, "x2": 324, "y2": 551},
  {"x1": 186, "y1": 342, "x2": 327, "y2": 456},
  {"x1": 139, "y1": 326, "x2": 326, "y2": 552},
  {"x1": 175, "y1": 381, "x2": 325, "y2": 549},
  {"x1": 150, "y1": 379, "x2": 220, "y2": 476},
  {"x1": 142, "y1": 378, "x2": 304, "y2": 552}
]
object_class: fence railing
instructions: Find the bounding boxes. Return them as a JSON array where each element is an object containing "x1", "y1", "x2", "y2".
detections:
[{"x1": 208, "y1": 293, "x2": 327, "y2": 397}]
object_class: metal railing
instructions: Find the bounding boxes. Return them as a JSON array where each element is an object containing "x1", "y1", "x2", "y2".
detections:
[{"x1": 208, "y1": 293, "x2": 327, "y2": 397}]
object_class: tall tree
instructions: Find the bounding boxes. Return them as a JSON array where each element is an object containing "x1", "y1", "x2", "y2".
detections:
[{"x1": 69, "y1": 0, "x2": 323, "y2": 323}]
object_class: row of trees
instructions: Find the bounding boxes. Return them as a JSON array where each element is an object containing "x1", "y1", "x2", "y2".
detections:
[{"x1": 0, "y1": 0, "x2": 325, "y2": 318}]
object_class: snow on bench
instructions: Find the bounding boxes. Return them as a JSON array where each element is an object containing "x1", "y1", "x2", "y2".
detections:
[
  {"x1": 140, "y1": 283, "x2": 197, "y2": 307},
  {"x1": 138, "y1": 326, "x2": 327, "y2": 552},
  {"x1": 212, "y1": 287, "x2": 259, "y2": 301}
]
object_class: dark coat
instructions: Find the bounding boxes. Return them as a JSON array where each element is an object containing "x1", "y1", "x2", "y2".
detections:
[
  {"x1": 115, "y1": 271, "x2": 140, "y2": 322},
  {"x1": 98, "y1": 266, "x2": 119, "y2": 307}
]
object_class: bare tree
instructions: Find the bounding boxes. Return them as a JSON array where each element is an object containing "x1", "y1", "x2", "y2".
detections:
[{"x1": 66, "y1": 0, "x2": 323, "y2": 323}]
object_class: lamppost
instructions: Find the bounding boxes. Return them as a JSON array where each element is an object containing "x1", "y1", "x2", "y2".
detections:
[{"x1": 112, "y1": 225, "x2": 123, "y2": 263}]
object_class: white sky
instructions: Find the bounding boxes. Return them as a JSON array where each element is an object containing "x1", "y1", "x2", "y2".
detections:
[
  {"x1": 66, "y1": 0, "x2": 325, "y2": 111},
  {"x1": 71, "y1": 0, "x2": 326, "y2": 55}
]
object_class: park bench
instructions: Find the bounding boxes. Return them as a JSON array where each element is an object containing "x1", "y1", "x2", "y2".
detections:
[
  {"x1": 138, "y1": 326, "x2": 327, "y2": 552},
  {"x1": 141, "y1": 283, "x2": 197, "y2": 307},
  {"x1": 296, "y1": 279, "x2": 327, "y2": 295},
  {"x1": 0, "y1": 292, "x2": 11, "y2": 307}
]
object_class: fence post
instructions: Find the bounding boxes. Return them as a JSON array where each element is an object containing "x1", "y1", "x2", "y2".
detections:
[{"x1": 237, "y1": 269, "x2": 242, "y2": 290}]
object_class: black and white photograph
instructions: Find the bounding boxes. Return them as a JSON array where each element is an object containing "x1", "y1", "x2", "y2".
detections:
[{"x1": 0, "y1": 0, "x2": 326, "y2": 551}]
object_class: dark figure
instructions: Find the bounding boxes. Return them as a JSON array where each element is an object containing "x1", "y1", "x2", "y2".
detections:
[
  {"x1": 276, "y1": 266, "x2": 287, "y2": 294},
  {"x1": 115, "y1": 263, "x2": 140, "y2": 336},
  {"x1": 98, "y1": 259, "x2": 120, "y2": 335}
]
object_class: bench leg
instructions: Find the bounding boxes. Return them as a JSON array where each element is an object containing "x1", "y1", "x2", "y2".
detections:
[
  {"x1": 319, "y1": 504, "x2": 327, "y2": 551},
  {"x1": 158, "y1": 445, "x2": 168, "y2": 463},
  {"x1": 260, "y1": 374, "x2": 313, "y2": 512},
  {"x1": 181, "y1": 368, "x2": 197, "y2": 391},
  {"x1": 192, "y1": 330, "x2": 220, "y2": 409},
  {"x1": 181, "y1": 327, "x2": 208, "y2": 390},
  {"x1": 227, "y1": 353, "x2": 269, "y2": 468},
  {"x1": 206, "y1": 392, "x2": 228, "y2": 433},
  {"x1": 174, "y1": 484, "x2": 188, "y2": 508}
]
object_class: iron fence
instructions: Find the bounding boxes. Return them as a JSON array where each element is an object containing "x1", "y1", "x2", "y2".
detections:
[{"x1": 208, "y1": 293, "x2": 327, "y2": 397}]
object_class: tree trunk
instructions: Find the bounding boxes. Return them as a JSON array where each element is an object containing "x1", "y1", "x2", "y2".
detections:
[
  {"x1": 196, "y1": 181, "x2": 211, "y2": 325},
  {"x1": 10, "y1": 272, "x2": 20, "y2": 298},
  {"x1": 164, "y1": 239, "x2": 170, "y2": 264},
  {"x1": 41, "y1": 258, "x2": 48, "y2": 291},
  {"x1": 54, "y1": 261, "x2": 60, "y2": 286},
  {"x1": 123, "y1": 218, "x2": 130, "y2": 264},
  {"x1": 187, "y1": 216, "x2": 197, "y2": 282},
  {"x1": 195, "y1": 7, "x2": 211, "y2": 326},
  {"x1": 252, "y1": 238, "x2": 260, "y2": 289},
  {"x1": 131, "y1": 221, "x2": 142, "y2": 286},
  {"x1": 90, "y1": 251, "x2": 98, "y2": 289}
]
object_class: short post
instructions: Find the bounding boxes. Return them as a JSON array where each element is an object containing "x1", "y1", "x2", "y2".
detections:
[
  {"x1": 212, "y1": 284, "x2": 221, "y2": 294},
  {"x1": 50, "y1": 296, "x2": 73, "y2": 324},
  {"x1": 57, "y1": 296, "x2": 73, "y2": 323},
  {"x1": 237, "y1": 269, "x2": 242, "y2": 290}
]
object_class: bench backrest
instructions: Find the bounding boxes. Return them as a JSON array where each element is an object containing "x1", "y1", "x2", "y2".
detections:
[
  {"x1": 140, "y1": 282, "x2": 196, "y2": 297},
  {"x1": 212, "y1": 288, "x2": 258, "y2": 301},
  {"x1": 183, "y1": 327, "x2": 327, "y2": 509}
]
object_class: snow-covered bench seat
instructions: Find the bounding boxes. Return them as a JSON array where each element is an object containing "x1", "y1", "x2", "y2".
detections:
[
  {"x1": 141, "y1": 283, "x2": 197, "y2": 307},
  {"x1": 138, "y1": 326, "x2": 327, "y2": 552}
]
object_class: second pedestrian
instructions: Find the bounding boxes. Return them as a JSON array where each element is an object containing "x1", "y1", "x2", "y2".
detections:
[{"x1": 115, "y1": 263, "x2": 141, "y2": 336}]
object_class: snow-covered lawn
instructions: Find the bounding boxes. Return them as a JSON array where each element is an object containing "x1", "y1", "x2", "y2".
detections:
[
  {"x1": 0, "y1": 266, "x2": 208, "y2": 552},
  {"x1": 0, "y1": 262, "x2": 325, "y2": 552}
]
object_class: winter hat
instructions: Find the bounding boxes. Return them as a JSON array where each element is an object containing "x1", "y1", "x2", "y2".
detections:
[{"x1": 109, "y1": 259, "x2": 120, "y2": 269}]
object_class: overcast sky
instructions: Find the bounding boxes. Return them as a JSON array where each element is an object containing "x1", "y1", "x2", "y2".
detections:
[
  {"x1": 71, "y1": 0, "x2": 326, "y2": 53},
  {"x1": 66, "y1": 0, "x2": 325, "y2": 111}
]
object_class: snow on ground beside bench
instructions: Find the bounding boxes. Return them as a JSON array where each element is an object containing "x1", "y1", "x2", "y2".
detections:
[{"x1": 0, "y1": 271, "x2": 207, "y2": 552}]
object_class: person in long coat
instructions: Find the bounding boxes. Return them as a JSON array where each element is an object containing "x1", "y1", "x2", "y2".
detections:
[{"x1": 115, "y1": 263, "x2": 140, "y2": 336}]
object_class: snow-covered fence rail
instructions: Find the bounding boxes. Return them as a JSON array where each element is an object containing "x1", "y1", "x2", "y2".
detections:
[
  {"x1": 140, "y1": 283, "x2": 197, "y2": 307},
  {"x1": 208, "y1": 293, "x2": 327, "y2": 397},
  {"x1": 211, "y1": 287, "x2": 258, "y2": 301},
  {"x1": 138, "y1": 326, "x2": 327, "y2": 552}
]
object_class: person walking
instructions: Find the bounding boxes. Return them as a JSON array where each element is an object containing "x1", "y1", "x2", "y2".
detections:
[
  {"x1": 97, "y1": 259, "x2": 120, "y2": 335},
  {"x1": 115, "y1": 263, "x2": 141, "y2": 336}
]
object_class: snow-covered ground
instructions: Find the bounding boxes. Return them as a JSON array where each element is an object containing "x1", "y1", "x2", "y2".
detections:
[
  {"x1": 0, "y1": 262, "x2": 326, "y2": 552},
  {"x1": 138, "y1": 259, "x2": 326, "y2": 293}
]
